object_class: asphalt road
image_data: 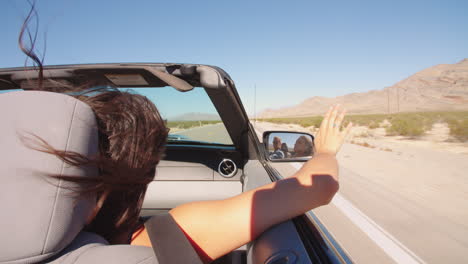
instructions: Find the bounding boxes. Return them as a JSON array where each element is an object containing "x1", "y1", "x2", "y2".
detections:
[
  {"x1": 179, "y1": 123, "x2": 468, "y2": 263},
  {"x1": 174, "y1": 123, "x2": 232, "y2": 144}
]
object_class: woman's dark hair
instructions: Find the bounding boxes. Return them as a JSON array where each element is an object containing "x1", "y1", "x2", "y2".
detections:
[
  {"x1": 295, "y1": 135, "x2": 314, "y2": 156},
  {"x1": 79, "y1": 89, "x2": 169, "y2": 243},
  {"x1": 18, "y1": 3, "x2": 169, "y2": 244},
  {"x1": 32, "y1": 89, "x2": 169, "y2": 244}
]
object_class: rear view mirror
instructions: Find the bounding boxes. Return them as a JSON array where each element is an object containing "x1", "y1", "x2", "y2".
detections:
[{"x1": 263, "y1": 131, "x2": 315, "y2": 162}]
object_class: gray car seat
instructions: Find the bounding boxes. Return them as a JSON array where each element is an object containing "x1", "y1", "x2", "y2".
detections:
[{"x1": 0, "y1": 91, "x2": 158, "y2": 264}]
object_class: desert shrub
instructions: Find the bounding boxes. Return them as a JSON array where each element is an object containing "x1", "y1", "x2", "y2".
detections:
[
  {"x1": 447, "y1": 119, "x2": 468, "y2": 141},
  {"x1": 383, "y1": 111, "x2": 453, "y2": 137},
  {"x1": 386, "y1": 116, "x2": 426, "y2": 137},
  {"x1": 368, "y1": 121, "x2": 380, "y2": 129},
  {"x1": 296, "y1": 116, "x2": 323, "y2": 128},
  {"x1": 258, "y1": 116, "x2": 323, "y2": 128},
  {"x1": 346, "y1": 114, "x2": 387, "y2": 127}
]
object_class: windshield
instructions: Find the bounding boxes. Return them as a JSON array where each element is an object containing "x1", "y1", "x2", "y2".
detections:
[
  {"x1": 0, "y1": 87, "x2": 233, "y2": 145},
  {"x1": 128, "y1": 87, "x2": 233, "y2": 145}
]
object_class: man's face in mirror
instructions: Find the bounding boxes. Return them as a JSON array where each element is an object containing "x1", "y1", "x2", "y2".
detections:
[{"x1": 273, "y1": 136, "x2": 282, "y2": 151}]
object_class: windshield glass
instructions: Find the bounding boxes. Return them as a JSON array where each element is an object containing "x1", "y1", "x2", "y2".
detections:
[
  {"x1": 127, "y1": 87, "x2": 233, "y2": 145},
  {"x1": 0, "y1": 87, "x2": 233, "y2": 145}
]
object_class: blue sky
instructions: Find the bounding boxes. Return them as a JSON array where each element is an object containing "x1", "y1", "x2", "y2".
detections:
[{"x1": 1, "y1": 0, "x2": 467, "y2": 115}]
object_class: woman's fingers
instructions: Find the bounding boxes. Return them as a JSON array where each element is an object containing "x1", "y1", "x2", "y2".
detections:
[
  {"x1": 334, "y1": 109, "x2": 346, "y2": 132},
  {"x1": 319, "y1": 106, "x2": 332, "y2": 133},
  {"x1": 339, "y1": 122, "x2": 353, "y2": 146},
  {"x1": 328, "y1": 105, "x2": 340, "y2": 130}
]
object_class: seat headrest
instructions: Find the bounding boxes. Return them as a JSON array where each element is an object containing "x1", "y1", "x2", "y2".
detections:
[{"x1": 0, "y1": 91, "x2": 99, "y2": 263}]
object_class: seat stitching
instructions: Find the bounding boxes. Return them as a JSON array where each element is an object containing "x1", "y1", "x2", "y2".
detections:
[{"x1": 42, "y1": 99, "x2": 78, "y2": 254}]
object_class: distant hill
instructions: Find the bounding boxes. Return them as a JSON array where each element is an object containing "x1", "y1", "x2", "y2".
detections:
[
  {"x1": 259, "y1": 59, "x2": 468, "y2": 118},
  {"x1": 171, "y1": 112, "x2": 221, "y2": 121}
]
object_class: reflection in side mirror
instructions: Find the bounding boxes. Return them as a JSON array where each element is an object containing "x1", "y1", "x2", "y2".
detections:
[{"x1": 263, "y1": 131, "x2": 315, "y2": 162}]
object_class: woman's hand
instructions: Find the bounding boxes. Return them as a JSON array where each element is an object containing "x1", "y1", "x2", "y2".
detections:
[{"x1": 314, "y1": 105, "x2": 352, "y2": 156}]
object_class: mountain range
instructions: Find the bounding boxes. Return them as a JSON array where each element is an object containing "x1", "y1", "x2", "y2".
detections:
[{"x1": 259, "y1": 59, "x2": 468, "y2": 118}]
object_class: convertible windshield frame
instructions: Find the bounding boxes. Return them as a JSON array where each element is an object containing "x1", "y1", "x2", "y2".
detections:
[{"x1": 0, "y1": 63, "x2": 255, "y2": 158}]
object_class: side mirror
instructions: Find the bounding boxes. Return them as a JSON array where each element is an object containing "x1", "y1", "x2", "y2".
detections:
[{"x1": 263, "y1": 131, "x2": 315, "y2": 162}]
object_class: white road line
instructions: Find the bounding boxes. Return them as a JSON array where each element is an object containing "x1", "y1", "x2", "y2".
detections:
[{"x1": 291, "y1": 163, "x2": 426, "y2": 264}]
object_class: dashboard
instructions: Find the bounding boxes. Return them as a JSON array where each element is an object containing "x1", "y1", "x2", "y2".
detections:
[{"x1": 141, "y1": 145, "x2": 244, "y2": 214}]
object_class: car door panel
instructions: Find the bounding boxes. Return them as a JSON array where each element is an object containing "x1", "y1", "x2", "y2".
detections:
[
  {"x1": 142, "y1": 181, "x2": 242, "y2": 211},
  {"x1": 247, "y1": 220, "x2": 312, "y2": 264}
]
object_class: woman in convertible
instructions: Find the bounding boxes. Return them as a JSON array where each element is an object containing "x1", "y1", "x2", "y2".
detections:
[{"x1": 37, "y1": 87, "x2": 351, "y2": 262}]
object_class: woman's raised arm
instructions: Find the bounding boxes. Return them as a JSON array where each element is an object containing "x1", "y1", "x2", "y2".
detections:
[{"x1": 169, "y1": 105, "x2": 352, "y2": 263}]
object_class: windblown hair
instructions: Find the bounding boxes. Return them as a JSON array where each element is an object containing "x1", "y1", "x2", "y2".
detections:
[
  {"x1": 80, "y1": 89, "x2": 168, "y2": 243},
  {"x1": 295, "y1": 135, "x2": 314, "y2": 156},
  {"x1": 18, "y1": 2, "x2": 169, "y2": 244},
  {"x1": 33, "y1": 89, "x2": 169, "y2": 244}
]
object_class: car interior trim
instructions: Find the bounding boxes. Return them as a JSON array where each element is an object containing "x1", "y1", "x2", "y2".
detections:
[{"x1": 142, "y1": 181, "x2": 242, "y2": 209}]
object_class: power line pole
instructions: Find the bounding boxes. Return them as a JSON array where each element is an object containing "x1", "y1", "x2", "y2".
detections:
[
  {"x1": 397, "y1": 86, "x2": 400, "y2": 113},
  {"x1": 387, "y1": 88, "x2": 390, "y2": 114}
]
